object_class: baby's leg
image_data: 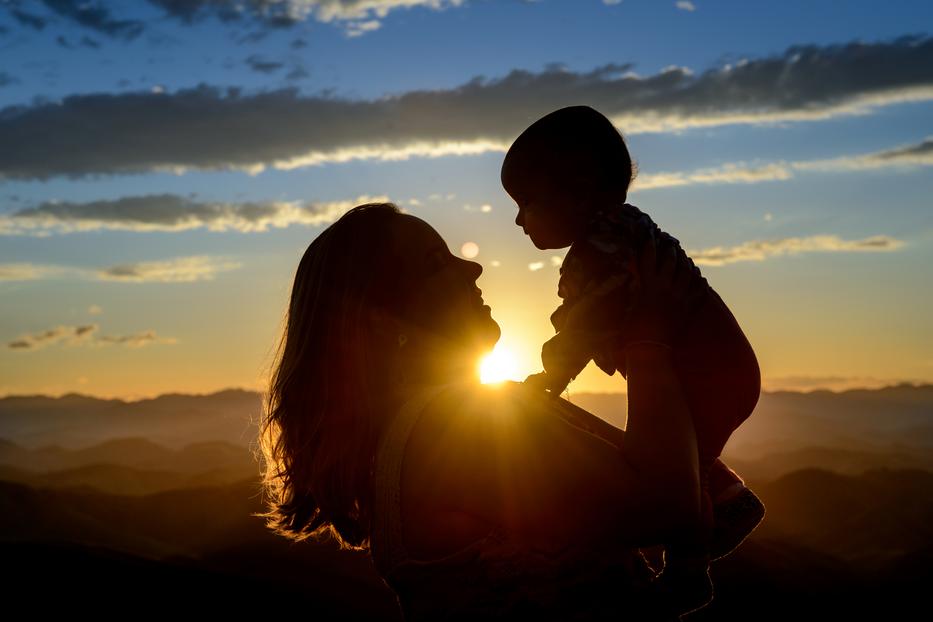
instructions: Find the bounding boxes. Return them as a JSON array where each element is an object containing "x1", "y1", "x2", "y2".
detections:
[{"x1": 673, "y1": 286, "x2": 761, "y2": 479}]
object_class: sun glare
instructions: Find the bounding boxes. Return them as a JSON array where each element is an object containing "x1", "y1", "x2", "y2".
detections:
[{"x1": 479, "y1": 344, "x2": 520, "y2": 384}]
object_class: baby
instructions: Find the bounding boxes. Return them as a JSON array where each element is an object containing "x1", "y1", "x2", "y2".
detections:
[{"x1": 501, "y1": 105, "x2": 765, "y2": 615}]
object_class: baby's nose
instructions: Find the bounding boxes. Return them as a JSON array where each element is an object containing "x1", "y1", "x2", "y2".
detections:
[{"x1": 515, "y1": 209, "x2": 524, "y2": 227}]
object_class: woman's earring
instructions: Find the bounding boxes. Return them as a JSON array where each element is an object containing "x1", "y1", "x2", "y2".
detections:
[{"x1": 397, "y1": 333, "x2": 408, "y2": 348}]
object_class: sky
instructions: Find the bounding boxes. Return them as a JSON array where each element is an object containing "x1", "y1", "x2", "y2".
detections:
[{"x1": 0, "y1": 0, "x2": 931, "y2": 400}]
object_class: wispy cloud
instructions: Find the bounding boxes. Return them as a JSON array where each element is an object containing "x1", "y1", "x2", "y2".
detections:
[
  {"x1": 7, "y1": 323, "x2": 177, "y2": 351},
  {"x1": 1, "y1": 36, "x2": 930, "y2": 180},
  {"x1": 675, "y1": 1, "x2": 696, "y2": 12},
  {"x1": 97, "y1": 256, "x2": 242, "y2": 282},
  {"x1": 147, "y1": 0, "x2": 466, "y2": 35},
  {"x1": 0, "y1": 194, "x2": 388, "y2": 236},
  {"x1": 0, "y1": 256, "x2": 241, "y2": 282},
  {"x1": 636, "y1": 162, "x2": 793, "y2": 189},
  {"x1": 793, "y1": 136, "x2": 933, "y2": 171},
  {"x1": 689, "y1": 234, "x2": 905, "y2": 266},
  {"x1": 0, "y1": 262, "x2": 68, "y2": 281},
  {"x1": 635, "y1": 137, "x2": 933, "y2": 190}
]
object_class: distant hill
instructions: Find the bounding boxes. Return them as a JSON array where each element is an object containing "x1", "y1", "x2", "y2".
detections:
[
  {"x1": 2, "y1": 383, "x2": 931, "y2": 450},
  {"x1": 1, "y1": 383, "x2": 931, "y2": 487},
  {"x1": 0, "y1": 388, "x2": 262, "y2": 449},
  {"x1": 1, "y1": 466, "x2": 930, "y2": 619},
  {"x1": 0, "y1": 437, "x2": 258, "y2": 494},
  {"x1": 566, "y1": 383, "x2": 933, "y2": 467}
]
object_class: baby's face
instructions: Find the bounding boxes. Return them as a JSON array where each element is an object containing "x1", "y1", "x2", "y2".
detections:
[{"x1": 502, "y1": 170, "x2": 592, "y2": 250}]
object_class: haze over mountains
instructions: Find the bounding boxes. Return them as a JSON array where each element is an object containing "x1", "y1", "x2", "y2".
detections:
[{"x1": 1, "y1": 383, "x2": 931, "y2": 618}]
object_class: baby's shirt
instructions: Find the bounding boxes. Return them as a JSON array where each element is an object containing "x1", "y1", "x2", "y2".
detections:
[{"x1": 550, "y1": 203, "x2": 706, "y2": 377}]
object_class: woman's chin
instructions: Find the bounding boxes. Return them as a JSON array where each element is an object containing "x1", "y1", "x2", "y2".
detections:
[{"x1": 473, "y1": 314, "x2": 501, "y2": 350}]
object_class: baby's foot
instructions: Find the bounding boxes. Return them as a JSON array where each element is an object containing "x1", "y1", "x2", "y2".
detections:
[{"x1": 709, "y1": 485, "x2": 766, "y2": 561}]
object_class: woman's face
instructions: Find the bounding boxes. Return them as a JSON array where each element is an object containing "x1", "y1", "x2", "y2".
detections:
[{"x1": 387, "y1": 214, "x2": 500, "y2": 357}]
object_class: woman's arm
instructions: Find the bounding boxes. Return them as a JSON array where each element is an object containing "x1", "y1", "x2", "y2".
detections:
[
  {"x1": 409, "y1": 378, "x2": 701, "y2": 552},
  {"x1": 622, "y1": 344, "x2": 701, "y2": 524}
]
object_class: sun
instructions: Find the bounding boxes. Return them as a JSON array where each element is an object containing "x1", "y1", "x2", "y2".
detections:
[{"x1": 478, "y1": 343, "x2": 520, "y2": 384}]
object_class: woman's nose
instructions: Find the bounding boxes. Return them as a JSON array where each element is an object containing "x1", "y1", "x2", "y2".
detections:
[{"x1": 460, "y1": 257, "x2": 482, "y2": 279}]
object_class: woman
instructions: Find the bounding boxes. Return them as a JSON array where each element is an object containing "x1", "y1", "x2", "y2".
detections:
[{"x1": 256, "y1": 202, "x2": 706, "y2": 620}]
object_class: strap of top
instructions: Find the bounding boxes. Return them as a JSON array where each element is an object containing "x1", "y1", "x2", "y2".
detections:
[{"x1": 371, "y1": 381, "x2": 464, "y2": 578}]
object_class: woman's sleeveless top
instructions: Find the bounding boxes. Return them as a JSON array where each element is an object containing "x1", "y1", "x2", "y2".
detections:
[{"x1": 370, "y1": 379, "x2": 678, "y2": 621}]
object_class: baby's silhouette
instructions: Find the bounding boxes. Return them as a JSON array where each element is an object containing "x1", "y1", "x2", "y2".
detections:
[{"x1": 502, "y1": 105, "x2": 766, "y2": 616}]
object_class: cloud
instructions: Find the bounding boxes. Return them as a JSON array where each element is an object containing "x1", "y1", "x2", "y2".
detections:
[
  {"x1": 346, "y1": 19, "x2": 381, "y2": 37},
  {"x1": 636, "y1": 162, "x2": 794, "y2": 189},
  {"x1": 689, "y1": 234, "x2": 905, "y2": 266},
  {"x1": 88, "y1": 304, "x2": 103, "y2": 315},
  {"x1": 634, "y1": 137, "x2": 933, "y2": 190},
  {"x1": 0, "y1": 263, "x2": 68, "y2": 281},
  {"x1": 245, "y1": 54, "x2": 285, "y2": 74},
  {"x1": 0, "y1": 255, "x2": 241, "y2": 282},
  {"x1": 146, "y1": 0, "x2": 467, "y2": 34},
  {"x1": 0, "y1": 193, "x2": 388, "y2": 236},
  {"x1": 2, "y1": 0, "x2": 146, "y2": 40},
  {"x1": 8, "y1": 7, "x2": 48, "y2": 30},
  {"x1": 0, "y1": 72, "x2": 17, "y2": 87},
  {"x1": 793, "y1": 136, "x2": 933, "y2": 171},
  {"x1": 1, "y1": 36, "x2": 931, "y2": 180},
  {"x1": 7, "y1": 323, "x2": 177, "y2": 350},
  {"x1": 96, "y1": 255, "x2": 242, "y2": 282},
  {"x1": 675, "y1": 1, "x2": 696, "y2": 11}
]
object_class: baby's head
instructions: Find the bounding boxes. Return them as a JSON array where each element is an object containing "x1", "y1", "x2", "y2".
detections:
[{"x1": 501, "y1": 106, "x2": 635, "y2": 250}]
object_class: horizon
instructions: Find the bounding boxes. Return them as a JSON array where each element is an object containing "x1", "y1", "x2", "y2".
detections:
[{"x1": 3, "y1": 379, "x2": 932, "y2": 403}]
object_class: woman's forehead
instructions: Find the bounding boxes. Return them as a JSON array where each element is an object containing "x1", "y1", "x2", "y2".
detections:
[{"x1": 392, "y1": 214, "x2": 446, "y2": 256}]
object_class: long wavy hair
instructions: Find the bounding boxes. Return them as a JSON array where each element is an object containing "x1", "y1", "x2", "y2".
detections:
[{"x1": 254, "y1": 202, "x2": 409, "y2": 552}]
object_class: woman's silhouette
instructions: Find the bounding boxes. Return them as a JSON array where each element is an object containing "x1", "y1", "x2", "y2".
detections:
[{"x1": 257, "y1": 202, "x2": 705, "y2": 621}]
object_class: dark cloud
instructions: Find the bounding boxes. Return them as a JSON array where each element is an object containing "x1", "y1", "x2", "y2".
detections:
[
  {"x1": 9, "y1": 8, "x2": 48, "y2": 30},
  {"x1": 40, "y1": 0, "x2": 144, "y2": 40},
  {"x1": 146, "y1": 0, "x2": 466, "y2": 29},
  {"x1": 0, "y1": 36, "x2": 930, "y2": 180},
  {"x1": 147, "y1": 0, "x2": 301, "y2": 27},
  {"x1": 245, "y1": 54, "x2": 284, "y2": 74},
  {"x1": 874, "y1": 137, "x2": 933, "y2": 161},
  {"x1": 285, "y1": 65, "x2": 309, "y2": 81},
  {"x1": 2, "y1": 0, "x2": 143, "y2": 39},
  {"x1": 0, "y1": 71, "x2": 17, "y2": 87}
]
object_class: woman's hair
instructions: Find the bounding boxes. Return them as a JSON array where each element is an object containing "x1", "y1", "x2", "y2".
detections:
[{"x1": 254, "y1": 201, "x2": 408, "y2": 552}]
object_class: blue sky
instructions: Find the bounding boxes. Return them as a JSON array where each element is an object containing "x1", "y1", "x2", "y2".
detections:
[{"x1": 1, "y1": 0, "x2": 931, "y2": 398}]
